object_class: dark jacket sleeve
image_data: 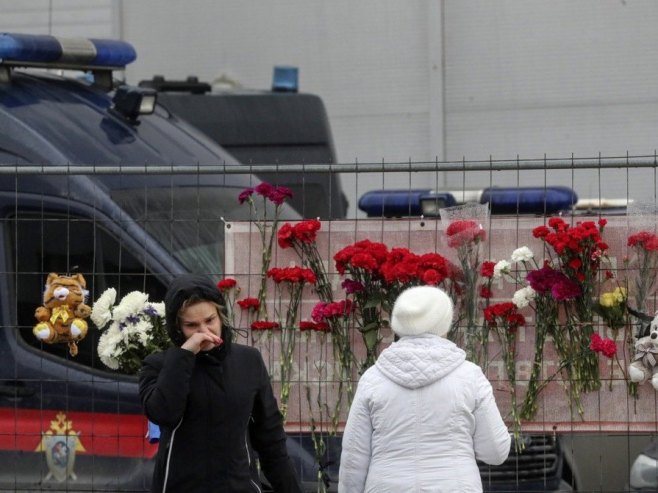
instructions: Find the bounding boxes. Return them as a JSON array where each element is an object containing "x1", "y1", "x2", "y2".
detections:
[
  {"x1": 249, "y1": 350, "x2": 303, "y2": 493},
  {"x1": 138, "y1": 347, "x2": 196, "y2": 427}
]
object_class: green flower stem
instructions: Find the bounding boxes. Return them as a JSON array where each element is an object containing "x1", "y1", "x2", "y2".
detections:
[
  {"x1": 520, "y1": 317, "x2": 548, "y2": 420},
  {"x1": 295, "y1": 240, "x2": 356, "y2": 407},
  {"x1": 251, "y1": 197, "x2": 283, "y2": 321},
  {"x1": 550, "y1": 323, "x2": 584, "y2": 418},
  {"x1": 360, "y1": 311, "x2": 381, "y2": 374},
  {"x1": 458, "y1": 245, "x2": 481, "y2": 364},
  {"x1": 329, "y1": 321, "x2": 355, "y2": 410},
  {"x1": 304, "y1": 335, "x2": 329, "y2": 493},
  {"x1": 497, "y1": 328, "x2": 522, "y2": 452},
  {"x1": 275, "y1": 282, "x2": 304, "y2": 421},
  {"x1": 623, "y1": 321, "x2": 640, "y2": 399}
]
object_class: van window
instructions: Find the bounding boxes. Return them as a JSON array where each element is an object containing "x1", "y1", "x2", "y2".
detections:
[
  {"x1": 111, "y1": 185, "x2": 300, "y2": 275},
  {"x1": 10, "y1": 211, "x2": 167, "y2": 372}
]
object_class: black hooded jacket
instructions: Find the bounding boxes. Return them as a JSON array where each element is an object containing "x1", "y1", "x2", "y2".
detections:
[{"x1": 139, "y1": 275, "x2": 302, "y2": 492}]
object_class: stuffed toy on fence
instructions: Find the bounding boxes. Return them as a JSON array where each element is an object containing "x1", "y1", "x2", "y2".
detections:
[
  {"x1": 33, "y1": 272, "x2": 91, "y2": 357},
  {"x1": 627, "y1": 306, "x2": 658, "y2": 390}
]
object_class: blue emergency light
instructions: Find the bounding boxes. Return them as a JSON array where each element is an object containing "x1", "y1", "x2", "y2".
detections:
[
  {"x1": 358, "y1": 190, "x2": 458, "y2": 217},
  {"x1": 358, "y1": 186, "x2": 578, "y2": 217},
  {"x1": 481, "y1": 186, "x2": 578, "y2": 214},
  {"x1": 0, "y1": 33, "x2": 137, "y2": 68},
  {"x1": 272, "y1": 65, "x2": 299, "y2": 92}
]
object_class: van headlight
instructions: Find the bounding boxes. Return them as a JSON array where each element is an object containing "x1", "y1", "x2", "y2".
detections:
[{"x1": 630, "y1": 453, "x2": 658, "y2": 489}]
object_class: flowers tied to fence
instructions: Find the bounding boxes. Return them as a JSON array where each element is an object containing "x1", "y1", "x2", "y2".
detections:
[
  {"x1": 533, "y1": 217, "x2": 609, "y2": 397},
  {"x1": 239, "y1": 182, "x2": 293, "y2": 320},
  {"x1": 440, "y1": 203, "x2": 489, "y2": 364},
  {"x1": 333, "y1": 240, "x2": 452, "y2": 372},
  {"x1": 483, "y1": 301, "x2": 525, "y2": 448},
  {"x1": 626, "y1": 230, "x2": 658, "y2": 313},
  {"x1": 492, "y1": 232, "x2": 612, "y2": 420},
  {"x1": 230, "y1": 196, "x2": 658, "y2": 458},
  {"x1": 92, "y1": 289, "x2": 169, "y2": 374},
  {"x1": 278, "y1": 219, "x2": 356, "y2": 405},
  {"x1": 256, "y1": 266, "x2": 316, "y2": 419}
]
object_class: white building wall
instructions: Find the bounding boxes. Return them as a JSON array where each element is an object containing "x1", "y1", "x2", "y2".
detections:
[
  {"x1": 119, "y1": 0, "x2": 434, "y2": 166},
  {"x1": 117, "y1": 0, "x2": 658, "y2": 203},
  {"x1": 0, "y1": 0, "x2": 115, "y2": 37},
  {"x1": 442, "y1": 0, "x2": 658, "y2": 201}
]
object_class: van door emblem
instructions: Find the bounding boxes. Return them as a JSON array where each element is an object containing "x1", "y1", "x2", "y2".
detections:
[{"x1": 35, "y1": 412, "x2": 86, "y2": 482}]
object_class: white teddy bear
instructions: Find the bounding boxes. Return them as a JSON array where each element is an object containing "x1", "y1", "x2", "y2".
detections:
[{"x1": 628, "y1": 311, "x2": 658, "y2": 390}]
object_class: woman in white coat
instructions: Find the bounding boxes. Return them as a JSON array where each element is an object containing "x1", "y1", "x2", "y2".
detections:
[{"x1": 338, "y1": 286, "x2": 511, "y2": 493}]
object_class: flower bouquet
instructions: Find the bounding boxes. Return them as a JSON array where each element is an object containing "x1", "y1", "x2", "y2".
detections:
[
  {"x1": 440, "y1": 202, "x2": 489, "y2": 364},
  {"x1": 333, "y1": 240, "x2": 389, "y2": 372},
  {"x1": 238, "y1": 182, "x2": 293, "y2": 320},
  {"x1": 333, "y1": 240, "x2": 453, "y2": 372},
  {"x1": 92, "y1": 289, "x2": 169, "y2": 374},
  {"x1": 278, "y1": 219, "x2": 356, "y2": 405},
  {"x1": 533, "y1": 217, "x2": 609, "y2": 400},
  {"x1": 483, "y1": 301, "x2": 525, "y2": 450},
  {"x1": 266, "y1": 266, "x2": 317, "y2": 420},
  {"x1": 492, "y1": 243, "x2": 595, "y2": 419},
  {"x1": 626, "y1": 202, "x2": 658, "y2": 318}
]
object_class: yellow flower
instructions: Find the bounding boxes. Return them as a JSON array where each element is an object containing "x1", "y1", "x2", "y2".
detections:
[
  {"x1": 599, "y1": 287, "x2": 627, "y2": 307},
  {"x1": 599, "y1": 292, "x2": 616, "y2": 307},
  {"x1": 613, "y1": 287, "x2": 627, "y2": 303}
]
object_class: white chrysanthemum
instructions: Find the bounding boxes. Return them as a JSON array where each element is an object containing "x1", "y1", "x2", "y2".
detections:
[
  {"x1": 134, "y1": 320, "x2": 154, "y2": 346},
  {"x1": 113, "y1": 291, "x2": 149, "y2": 324},
  {"x1": 511, "y1": 246, "x2": 534, "y2": 263},
  {"x1": 493, "y1": 260, "x2": 511, "y2": 279},
  {"x1": 123, "y1": 318, "x2": 152, "y2": 344},
  {"x1": 90, "y1": 288, "x2": 117, "y2": 329},
  {"x1": 103, "y1": 324, "x2": 126, "y2": 357},
  {"x1": 97, "y1": 330, "x2": 120, "y2": 370},
  {"x1": 148, "y1": 302, "x2": 166, "y2": 317},
  {"x1": 512, "y1": 286, "x2": 536, "y2": 308}
]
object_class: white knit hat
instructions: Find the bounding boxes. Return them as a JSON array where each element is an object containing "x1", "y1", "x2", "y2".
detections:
[{"x1": 390, "y1": 286, "x2": 453, "y2": 338}]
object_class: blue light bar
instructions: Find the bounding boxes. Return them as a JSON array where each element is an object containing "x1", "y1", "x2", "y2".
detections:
[
  {"x1": 0, "y1": 33, "x2": 136, "y2": 68},
  {"x1": 88, "y1": 38, "x2": 137, "y2": 67},
  {"x1": 272, "y1": 65, "x2": 299, "y2": 92},
  {"x1": 358, "y1": 186, "x2": 578, "y2": 217},
  {"x1": 358, "y1": 190, "x2": 457, "y2": 217},
  {"x1": 0, "y1": 33, "x2": 61, "y2": 62},
  {"x1": 480, "y1": 186, "x2": 578, "y2": 214}
]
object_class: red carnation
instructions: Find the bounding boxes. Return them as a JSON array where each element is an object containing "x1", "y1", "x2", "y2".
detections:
[
  {"x1": 237, "y1": 297, "x2": 260, "y2": 311},
  {"x1": 217, "y1": 278, "x2": 237, "y2": 291}
]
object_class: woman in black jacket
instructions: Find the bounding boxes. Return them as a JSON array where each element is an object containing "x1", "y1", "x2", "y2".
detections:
[{"x1": 139, "y1": 274, "x2": 302, "y2": 493}]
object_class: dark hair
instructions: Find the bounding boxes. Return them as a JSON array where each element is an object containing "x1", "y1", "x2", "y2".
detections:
[{"x1": 164, "y1": 274, "x2": 230, "y2": 346}]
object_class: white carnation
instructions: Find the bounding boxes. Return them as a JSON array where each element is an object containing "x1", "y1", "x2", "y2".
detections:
[
  {"x1": 512, "y1": 286, "x2": 536, "y2": 308},
  {"x1": 493, "y1": 260, "x2": 511, "y2": 279},
  {"x1": 511, "y1": 246, "x2": 534, "y2": 263},
  {"x1": 90, "y1": 288, "x2": 117, "y2": 329}
]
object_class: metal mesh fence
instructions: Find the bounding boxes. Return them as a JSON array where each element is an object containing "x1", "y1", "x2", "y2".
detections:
[{"x1": 2, "y1": 155, "x2": 658, "y2": 492}]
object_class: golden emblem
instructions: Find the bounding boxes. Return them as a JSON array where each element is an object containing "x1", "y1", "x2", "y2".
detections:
[{"x1": 35, "y1": 412, "x2": 86, "y2": 482}]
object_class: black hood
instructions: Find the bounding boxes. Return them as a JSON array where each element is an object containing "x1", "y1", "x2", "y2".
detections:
[{"x1": 164, "y1": 274, "x2": 232, "y2": 346}]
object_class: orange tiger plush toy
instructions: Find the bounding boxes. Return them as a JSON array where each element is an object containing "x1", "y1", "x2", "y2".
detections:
[{"x1": 33, "y1": 273, "x2": 91, "y2": 356}]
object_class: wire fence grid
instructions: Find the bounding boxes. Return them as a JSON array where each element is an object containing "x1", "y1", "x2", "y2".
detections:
[{"x1": 4, "y1": 155, "x2": 658, "y2": 492}]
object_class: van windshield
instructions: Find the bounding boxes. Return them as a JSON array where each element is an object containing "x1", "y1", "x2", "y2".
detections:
[{"x1": 111, "y1": 185, "x2": 301, "y2": 275}]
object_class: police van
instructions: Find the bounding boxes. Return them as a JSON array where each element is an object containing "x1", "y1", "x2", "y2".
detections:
[{"x1": 0, "y1": 32, "x2": 339, "y2": 492}]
